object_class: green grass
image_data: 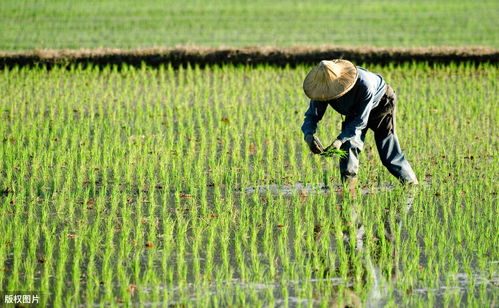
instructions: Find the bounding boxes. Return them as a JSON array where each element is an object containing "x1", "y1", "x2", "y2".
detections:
[
  {"x1": 0, "y1": 0, "x2": 498, "y2": 51},
  {"x1": 0, "y1": 63, "x2": 497, "y2": 306}
]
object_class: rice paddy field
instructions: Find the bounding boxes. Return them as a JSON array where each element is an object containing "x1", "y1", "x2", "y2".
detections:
[
  {"x1": 1, "y1": 0, "x2": 498, "y2": 51},
  {"x1": 0, "y1": 62, "x2": 497, "y2": 307}
]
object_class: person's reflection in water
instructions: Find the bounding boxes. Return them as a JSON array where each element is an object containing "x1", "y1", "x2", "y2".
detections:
[{"x1": 311, "y1": 189, "x2": 415, "y2": 307}]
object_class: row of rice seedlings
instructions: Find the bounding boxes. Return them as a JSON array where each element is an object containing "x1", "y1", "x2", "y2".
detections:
[{"x1": 0, "y1": 62, "x2": 496, "y2": 306}]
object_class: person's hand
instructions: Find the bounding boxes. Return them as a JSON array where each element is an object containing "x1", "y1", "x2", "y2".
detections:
[
  {"x1": 304, "y1": 134, "x2": 324, "y2": 154},
  {"x1": 325, "y1": 139, "x2": 342, "y2": 151}
]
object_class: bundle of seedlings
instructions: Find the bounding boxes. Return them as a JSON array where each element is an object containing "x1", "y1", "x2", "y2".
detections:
[{"x1": 320, "y1": 147, "x2": 347, "y2": 158}]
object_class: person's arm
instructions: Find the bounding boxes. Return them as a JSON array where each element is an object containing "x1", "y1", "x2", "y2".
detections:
[
  {"x1": 336, "y1": 86, "x2": 375, "y2": 147},
  {"x1": 301, "y1": 100, "x2": 328, "y2": 137}
]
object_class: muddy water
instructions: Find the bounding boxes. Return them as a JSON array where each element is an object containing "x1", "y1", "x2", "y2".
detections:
[{"x1": 243, "y1": 182, "x2": 398, "y2": 196}]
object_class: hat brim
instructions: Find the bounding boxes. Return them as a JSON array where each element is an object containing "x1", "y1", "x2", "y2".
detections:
[{"x1": 303, "y1": 60, "x2": 358, "y2": 101}]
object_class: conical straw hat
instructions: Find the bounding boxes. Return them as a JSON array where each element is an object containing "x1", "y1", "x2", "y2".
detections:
[{"x1": 303, "y1": 59, "x2": 358, "y2": 101}]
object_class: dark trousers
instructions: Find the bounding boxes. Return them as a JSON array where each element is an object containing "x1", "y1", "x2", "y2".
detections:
[{"x1": 339, "y1": 85, "x2": 418, "y2": 184}]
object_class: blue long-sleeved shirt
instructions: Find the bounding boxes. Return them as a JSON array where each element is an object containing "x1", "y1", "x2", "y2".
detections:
[{"x1": 301, "y1": 66, "x2": 386, "y2": 148}]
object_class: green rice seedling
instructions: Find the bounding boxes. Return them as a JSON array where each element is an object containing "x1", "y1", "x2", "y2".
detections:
[{"x1": 319, "y1": 148, "x2": 348, "y2": 158}]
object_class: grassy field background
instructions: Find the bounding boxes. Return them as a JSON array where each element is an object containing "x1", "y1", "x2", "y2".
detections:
[
  {"x1": 0, "y1": 63, "x2": 497, "y2": 306},
  {"x1": 1, "y1": 0, "x2": 498, "y2": 51}
]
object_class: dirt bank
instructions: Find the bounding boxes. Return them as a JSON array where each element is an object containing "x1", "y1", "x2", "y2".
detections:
[{"x1": 0, "y1": 46, "x2": 497, "y2": 69}]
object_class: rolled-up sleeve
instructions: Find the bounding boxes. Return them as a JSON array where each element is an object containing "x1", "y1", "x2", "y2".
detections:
[
  {"x1": 336, "y1": 87, "x2": 375, "y2": 147},
  {"x1": 301, "y1": 100, "x2": 328, "y2": 137}
]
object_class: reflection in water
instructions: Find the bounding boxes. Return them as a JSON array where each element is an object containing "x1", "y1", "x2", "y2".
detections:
[
  {"x1": 140, "y1": 184, "x2": 421, "y2": 307},
  {"x1": 311, "y1": 188, "x2": 416, "y2": 307}
]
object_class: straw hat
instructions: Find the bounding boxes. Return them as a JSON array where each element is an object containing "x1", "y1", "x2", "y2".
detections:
[{"x1": 303, "y1": 59, "x2": 358, "y2": 101}]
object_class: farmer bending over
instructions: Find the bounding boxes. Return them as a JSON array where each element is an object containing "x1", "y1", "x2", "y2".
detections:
[{"x1": 301, "y1": 59, "x2": 418, "y2": 187}]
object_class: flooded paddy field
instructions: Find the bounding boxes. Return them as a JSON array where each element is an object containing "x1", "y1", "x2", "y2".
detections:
[{"x1": 0, "y1": 63, "x2": 497, "y2": 306}]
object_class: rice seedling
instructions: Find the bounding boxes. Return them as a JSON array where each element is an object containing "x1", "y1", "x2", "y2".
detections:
[{"x1": 319, "y1": 148, "x2": 347, "y2": 158}]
